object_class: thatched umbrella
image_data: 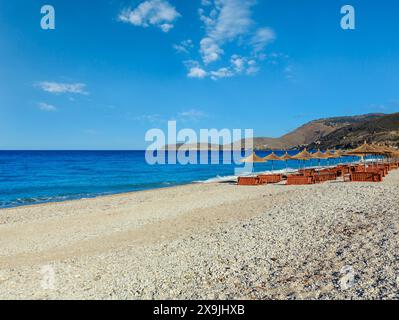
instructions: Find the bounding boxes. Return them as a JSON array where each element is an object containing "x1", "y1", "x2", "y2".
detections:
[
  {"x1": 331, "y1": 149, "x2": 347, "y2": 164},
  {"x1": 241, "y1": 152, "x2": 267, "y2": 163},
  {"x1": 263, "y1": 152, "x2": 281, "y2": 171},
  {"x1": 345, "y1": 142, "x2": 389, "y2": 166},
  {"x1": 345, "y1": 142, "x2": 383, "y2": 156},
  {"x1": 291, "y1": 148, "x2": 313, "y2": 169},
  {"x1": 345, "y1": 142, "x2": 386, "y2": 163},
  {"x1": 333, "y1": 149, "x2": 345, "y2": 158},
  {"x1": 279, "y1": 151, "x2": 292, "y2": 169},
  {"x1": 324, "y1": 149, "x2": 340, "y2": 166},
  {"x1": 311, "y1": 149, "x2": 328, "y2": 167},
  {"x1": 375, "y1": 145, "x2": 396, "y2": 156},
  {"x1": 371, "y1": 144, "x2": 397, "y2": 163}
]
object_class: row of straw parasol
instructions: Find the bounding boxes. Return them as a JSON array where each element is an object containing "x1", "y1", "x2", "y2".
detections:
[{"x1": 241, "y1": 142, "x2": 398, "y2": 169}]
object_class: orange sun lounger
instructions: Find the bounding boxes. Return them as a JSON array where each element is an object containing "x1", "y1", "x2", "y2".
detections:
[
  {"x1": 350, "y1": 172, "x2": 383, "y2": 182},
  {"x1": 286, "y1": 175, "x2": 314, "y2": 185},
  {"x1": 258, "y1": 174, "x2": 282, "y2": 184},
  {"x1": 313, "y1": 172, "x2": 337, "y2": 183},
  {"x1": 237, "y1": 177, "x2": 260, "y2": 186}
]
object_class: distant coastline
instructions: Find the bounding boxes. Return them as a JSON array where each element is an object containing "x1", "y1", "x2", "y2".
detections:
[{"x1": 163, "y1": 112, "x2": 399, "y2": 151}]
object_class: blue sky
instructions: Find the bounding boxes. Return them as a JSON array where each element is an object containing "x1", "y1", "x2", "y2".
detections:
[{"x1": 1, "y1": 0, "x2": 399, "y2": 150}]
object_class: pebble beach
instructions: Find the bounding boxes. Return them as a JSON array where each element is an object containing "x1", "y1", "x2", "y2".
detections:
[{"x1": 0, "y1": 170, "x2": 399, "y2": 300}]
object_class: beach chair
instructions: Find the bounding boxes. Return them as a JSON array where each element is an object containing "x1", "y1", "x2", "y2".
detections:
[
  {"x1": 286, "y1": 175, "x2": 314, "y2": 185},
  {"x1": 337, "y1": 165, "x2": 350, "y2": 175},
  {"x1": 358, "y1": 166, "x2": 386, "y2": 177},
  {"x1": 237, "y1": 177, "x2": 260, "y2": 186},
  {"x1": 299, "y1": 169, "x2": 315, "y2": 177},
  {"x1": 350, "y1": 172, "x2": 383, "y2": 182},
  {"x1": 314, "y1": 172, "x2": 337, "y2": 183},
  {"x1": 257, "y1": 174, "x2": 282, "y2": 184}
]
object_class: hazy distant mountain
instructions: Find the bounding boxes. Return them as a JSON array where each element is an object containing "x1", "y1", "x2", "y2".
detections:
[
  {"x1": 230, "y1": 113, "x2": 385, "y2": 150},
  {"x1": 162, "y1": 113, "x2": 398, "y2": 150},
  {"x1": 308, "y1": 112, "x2": 399, "y2": 149}
]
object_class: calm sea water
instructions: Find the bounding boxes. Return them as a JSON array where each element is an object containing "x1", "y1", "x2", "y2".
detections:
[{"x1": 0, "y1": 150, "x2": 356, "y2": 209}]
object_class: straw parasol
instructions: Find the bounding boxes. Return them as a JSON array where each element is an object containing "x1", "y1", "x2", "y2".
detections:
[
  {"x1": 345, "y1": 142, "x2": 386, "y2": 163},
  {"x1": 311, "y1": 149, "x2": 328, "y2": 167},
  {"x1": 291, "y1": 148, "x2": 313, "y2": 168},
  {"x1": 291, "y1": 148, "x2": 313, "y2": 160},
  {"x1": 241, "y1": 152, "x2": 267, "y2": 163},
  {"x1": 371, "y1": 144, "x2": 398, "y2": 163},
  {"x1": 263, "y1": 152, "x2": 281, "y2": 171},
  {"x1": 345, "y1": 142, "x2": 384, "y2": 156},
  {"x1": 331, "y1": 149, "x2": 347, "y2": 164},
  {"x1": 279, "y1": 151, "x2": 292, "y2": 169},
  {"x1": 374, "y1": 144, "x2": 396, "y2": 156},
  {"x1": 333, "y1": 149, "x2": 345, "y2": 157}
]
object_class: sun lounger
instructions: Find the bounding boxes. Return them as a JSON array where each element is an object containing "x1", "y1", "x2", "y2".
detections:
[
  {"x1": 356, "y1": 166, "x2": 386, "y2": 177},
  {"x1": 299, "y1": 169, "x2": 315, "y2": 177},
  {"x1": 313, "y1": 172, "x2": 337, "y2": 183},
  {"x1": 286, "y1": 175, "x2": 314, "y2": 185},
  {"x1": 337, "y1": 165, "x2": 350, "y2": 175},
  {"x1": 350, "y1": 172, "x2": 383, "y2": 182},
  {"x1": 237, "y1": 177, "x2": 260, "y2": 186},
  {"x1": 257, "y1": 174, "x2": 282, "y2": 184}
]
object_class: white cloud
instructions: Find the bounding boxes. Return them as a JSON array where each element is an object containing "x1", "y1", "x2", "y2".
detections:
[
  {"x1": 178, "y1": 109, "x2": 207, "y2": 121},
  {"x1": 160, "y1": 23, "x2": 174, "y2": 32},
  {"x1": 173, "y1": 39, "x2": 194, "y2": 54},
  {"x1": 118, "y1": 0, "x2": 180, "y2": 33},
  {"x1": 38, "y1": 102, "x2": 57, "y2": 112},
  {"x1": 131, "y1": 114, "x2": 164, "y2": 123},
  {"x1": 284, "y1": 65, "x2": 295, "y2": 80},
  {"x1": 210, "y1": 67, "x2": 234, "y2": 80},
  {"x1": 251, "y1": 27, "x2": 275, "y2": 53},
  {"x1": 201, "y1": 0, "x2": 213, "y2": 6},
  {"x1": 246, "y1": 59, "x2": 259, "y2": 74},
  {"x1": 199, "y1": 0, "x2": 254, "y2": 64},
  {"x1": 231, "y1": 54, "x2": 245, "y2": 72},
  {"x1": 130, "y1": 110, "x2": 207, "y2": 123},
  {"x1": 182, "y1": 0, "x2": 276, "y2": 80},
  {"x1": 200, "y1": 37, "x2": 224, "y2": 64},
  {"x1": 36, "y1": 81, "x2": 88, "y2": 95},
  {"x1": 187, "y1": 67, "x2": 208, "y2": 79}
]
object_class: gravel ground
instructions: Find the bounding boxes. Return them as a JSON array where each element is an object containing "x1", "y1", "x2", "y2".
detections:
[{"x1": 0, "y1": 170, "x2": 398, "y2": 299}]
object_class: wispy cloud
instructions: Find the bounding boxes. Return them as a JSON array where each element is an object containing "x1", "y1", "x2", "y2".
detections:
[
  {"x1": 118, "y1": 0, "x2": 181, "y2": 33},
  {"x1": 198, "y1": 0, "x2": 254, "y2": 64},
  {"x1": 173, "y1": 39, "x2": 194, "y2": 54},
  {"x1": 210, "y1": 67, "x2": 234, "y2": 80},
  {"x1": 188, "y1": 67, "x2": 208, "y2": 79},
  {"x1": 251, "y1": 27, "x2": 275, "y2": 54},
  {"x1": 284, "y1": 65, "x2": 295, "y2": 80},
  {"x1": 131, "y1": 109, "x2": 208, "y2": 123},
  {"x1": 178, "y1": 109, "x2": 207, "y2": 121},
  {"x1": 130, "y1": 113, "x2": 164, "y2": 123},
  {"x1": 181, "y1": 0, "x2": 276, "y2": 80},
  {"x1": 38, "y1": 102, "x2": 57, "y2": 112},
  {"x1": 36, "y1": 81, "x2": 88, "y2": 95}
]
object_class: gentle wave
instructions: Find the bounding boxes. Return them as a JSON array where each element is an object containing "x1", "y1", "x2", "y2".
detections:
[{"x1": 0, "y1": 151, "x2": 364, "y2": 209}]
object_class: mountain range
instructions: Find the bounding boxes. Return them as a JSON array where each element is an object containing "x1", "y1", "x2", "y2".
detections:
[{"x1": 163, "y1": 112, "x2": 399, "y2": 150}]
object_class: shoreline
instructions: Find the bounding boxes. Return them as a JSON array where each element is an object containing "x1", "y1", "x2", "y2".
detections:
[
  {"x1": 0, "y1": 163, "x2": 346, "y2": 211},
  {"x1": 0, "y1": 181, "x2": 202, "y2": 212},
  {"x1": 1, "y1": 169, "x2": 398, "y2": 299}
]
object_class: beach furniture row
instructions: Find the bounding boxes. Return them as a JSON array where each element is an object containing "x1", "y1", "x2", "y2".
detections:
[{"x1": 237, "y1": 161, "x2": 399, "y2": 186}]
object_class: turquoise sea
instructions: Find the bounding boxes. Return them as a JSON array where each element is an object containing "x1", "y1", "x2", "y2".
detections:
[{"x1": 0, "y1": 150, "x2": 358, "y2": 208}]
